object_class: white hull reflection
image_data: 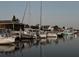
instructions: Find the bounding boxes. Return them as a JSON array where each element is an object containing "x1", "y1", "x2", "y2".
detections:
[
  {"x1": 0, "y1": 45, "x2": 15, "y2": 52},
  {"x1": 40, "y1": 39, "x2": 47, "y2": 43},
  {"x1": 47, "y1": 37, "x2": 57, "y2": 40},
  {"x1": 64, "y1": 34, "x2": 78, "y2": 40},
  {"x1": 47, "y1": 33, "x2": 57, "y2": 40}
]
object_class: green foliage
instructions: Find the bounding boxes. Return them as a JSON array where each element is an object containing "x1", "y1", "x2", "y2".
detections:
[{"x1": 12, "y1": 15, "x2": 20, "y2": 23}]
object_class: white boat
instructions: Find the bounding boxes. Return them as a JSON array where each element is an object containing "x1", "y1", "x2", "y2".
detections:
[
  {"x1": 63, "y1": 29, "x2": 74, "y2": 35},
  {"x1": 37, "y1": 1, "x2": 47, "y2": 39},
  {"x1": 11, "y1": 31, "x2": 20, "y2": 38},
  {"x1": 0, "y1": 29, "x2": 15, "y2": 44},
  {"x1": 39, "y1": 34, "x2": 46, "y2": 39},
  {"x1": 46, "y1": 32, "x2": 57, "y2": 40},
  {"x1": 21, "y1": 28, "x2": 37, "y2": 39},
  {"x1": 39, "y1": 31, "x2": 47, "y2": 39},
  {"x1": 23, "y1": 31, "x2": 32, "y2": 36}
]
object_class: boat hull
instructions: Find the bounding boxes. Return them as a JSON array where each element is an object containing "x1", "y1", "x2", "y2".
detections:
[
  {"x1": 39, "y1": 34, "x2": 47, "y2": 39},
  {"x1": 0, "y1": 37, "x2": 15, "y2": 45}
]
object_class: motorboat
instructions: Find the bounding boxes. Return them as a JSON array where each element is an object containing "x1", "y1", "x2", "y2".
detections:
[{"x1": 63, "y1": 29, "x2": 74, "y2": 35}]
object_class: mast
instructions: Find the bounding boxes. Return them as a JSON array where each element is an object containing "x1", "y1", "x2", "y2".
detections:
[{"x1": 39, "y1": 1, "x2": 42, "y2": 34}]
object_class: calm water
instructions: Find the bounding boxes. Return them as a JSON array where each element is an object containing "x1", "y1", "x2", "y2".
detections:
[{"x1": 0, "y1": 34, "x2": 79, "y2": 57}]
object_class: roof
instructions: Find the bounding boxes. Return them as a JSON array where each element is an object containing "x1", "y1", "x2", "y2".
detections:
[
  {"x1": 0, "y1": 20, "x2": 12, "y2": 23},
  {"x1": 0, "y1": 20, "x2": 21, "y2": 24}
]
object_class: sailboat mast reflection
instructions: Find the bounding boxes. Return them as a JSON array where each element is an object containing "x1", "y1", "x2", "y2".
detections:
[{"x1": 40, "y1": 1, "x2": 43, "y2": 57}]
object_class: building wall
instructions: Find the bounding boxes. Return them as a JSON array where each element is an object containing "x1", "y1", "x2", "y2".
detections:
[{"x1": 0, "y1": 23, "x2": 24, "y2": 31}]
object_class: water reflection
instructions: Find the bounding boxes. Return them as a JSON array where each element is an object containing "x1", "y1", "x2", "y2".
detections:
[
  {"x1": 0, "y1": 34, "x2": 78, "y2": 56},
  {"x1": 0, "y1": 45, "x2": 15, "y2": 53}
]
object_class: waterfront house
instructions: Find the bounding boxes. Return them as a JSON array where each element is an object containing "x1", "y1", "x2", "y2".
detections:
[{"x1": 0, "y1": 20, "x2": 24, "y2": 31}]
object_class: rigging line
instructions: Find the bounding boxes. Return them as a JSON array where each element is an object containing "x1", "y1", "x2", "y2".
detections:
[
  {"x1": 22, "y1": 2, "x2": 28, "y2": 23},
  {"x1": 39, "y1": 1, "x2": 42, "y2": 35}
]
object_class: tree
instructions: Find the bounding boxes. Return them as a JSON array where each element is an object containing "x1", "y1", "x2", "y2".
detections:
[
  {"x1": 12, "y1": 15, "x2": 20, "y2": 23},
  {"x1": 12, "y1": 15, "x2": 16, "y2": 22}
]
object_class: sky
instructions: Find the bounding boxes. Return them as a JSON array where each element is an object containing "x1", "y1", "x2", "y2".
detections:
[{"x1": 0, "y1": 1, "x2": 79, "y2": 28}]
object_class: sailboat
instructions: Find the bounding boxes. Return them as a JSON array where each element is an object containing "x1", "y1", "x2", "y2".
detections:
[
  {"x1": 38, "y1": 1, "x2": 57, "y2": 40},
  {"x1": 20, "y1": 1, "x2": 36, "y2": 39},
  {"x1": 0, "y1": 28, "x2": 15, "y2": 44},
  {"x1": 38, "y1": 1, "x2": 47, "y2": 39}
]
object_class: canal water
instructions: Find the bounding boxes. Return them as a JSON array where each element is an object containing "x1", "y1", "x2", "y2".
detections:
[{"x1": 0, "y1": 34, "x2": 79, "y2": 57}]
